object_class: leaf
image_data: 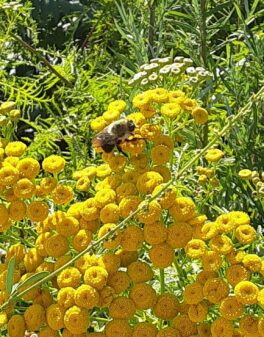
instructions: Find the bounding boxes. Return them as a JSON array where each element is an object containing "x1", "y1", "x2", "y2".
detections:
[
  {"x1": 17, "y1": 272, "x2": 50, "y2": 291},
  {"x1": 6, "y1": 257, "x2": 15, "y2": 296}
]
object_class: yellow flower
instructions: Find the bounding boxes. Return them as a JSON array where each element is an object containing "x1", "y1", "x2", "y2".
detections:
[
  {"x1": 103, "y1": 109, "x2": 120, "y2": 123},
  {"x1": 258, "y1": 288, "x2": 264, "y2": 308},
  {"x1": 133, "y1": 323, "x2": 158, "y2": 337},
  {"x1": 133, "y1": 92, "x2": 151, "y2": 108},
  {"x1": 180, "y1": 98, "x2": 197, "y2": 112},
  {"x1": 120, "y1": 225, "x2": 144, "y2": 251},
  {"x1": 57, "y1": 267, "x2": 81, "y2": 289},
  {"x1": 100, "y1": 203, "x2": 119, "y2": 223},
  {"x1": 184, "y1": 282, "x2": 203, "y2": 304},
  {"x1": 46, "y1": 303, "x2": 65, "y2": 330},
  {"x1": 129, "y1": 280, "x2": 157, "y2": 308},
  {"x1": 229, "y1": 211, "x2": 250, "y2": 226},
  {"x1": 192, "y1": 107, "x2": 208, "y2": 125},
  {"x1": 127, "y1": 261, "x2": 153, "y2": 283},
  {"x1": 72, "y1": 229, "x2": 93, "y2": 252},
  {"x1": 160, "y1": 103, "x2": 181, "y2": 118},
  {"x1": 0, "y1": 204, "x2": 9, "y2": 227},
  {"x1": 242, "y1": 254, "x2": 262, "y2": 272},
  {"x1": 108, "y1": 155, "x2": 127, "y2": 172},
  {"x1": 52, "y1": 185, "x2": 74, "y2": 205},
  {"x1": 226, "y1": 249, "x2": 246, "y2": 265},
  {"x1": 136, "y1": 171, "x2": 163, "y2": 194},
  {"x1": 24, "y1": 248, "x2": 43, "y2": 272},
  {"x1": 17, "y1": 158, "x2": 40, "y2": 179},
  {"x1": 109, "y1": 296, "x2": 136, "y2": 320},
  {"x1": 108, "y1": 271, "x2": 130, "y2": 294},
  {"x1": 119, "y1": 196, "x2": 140, "y2": 218},
  {"x1": 13, "y1": 178, "x2": 35, "y2": 198},
  {"x1": 149, "y1": 242, "x2": 175, "y2": 269},
  {"x1": 27, "y1": 201, "x2": 49, "y2": 222},
  {"x1": 90, "y1": 116, "x2": 107, "y2": 132},
  {"x1": 126, "y1": 112, "x2": 146, "y2": 127},
  {"x1": 96, "y1": 164, "x2": 112, "y2": 178},
  {"x1": 202, "y1": 250, "x2": 222, "y2": 272},
  {"x1": 116, "y1": 249, "x2": 138, "y2": 268},
  {"x1": 57, "y1": 287, "x2": 76, "y2": 309},
  {"x1": 151, "y1": 88, "x2": 168, "y2": 103},
  {"x1": 76, "y1": 176, "x2": 90, "y2": 191},
  {"x1": 239, "y1": 315, "x2": 259, "y2": 337},
  {"x1": 156, "y1": 327, "x2": 179, "y2": 337},
  {"x1": 39, "y1": 327, "x2": 59, "y2": 337},
  {"x1": 99, "y1": 286, "x2": 115, "y2": 308},
  {"x1": 8, "y1": 200, "x2": 27, "y2": 221},
  {"x1": 75, "y1": 284, "x2": 99, "y2": 309},
  {"x1": 216, "y1": 213, "x2": 236, "y2": 233},
  {"x1": 99, "y1": 253, "x2": 120, "y2": 275},
  {"x1": 205, "y1": 148, "x2": 224, "y2": 162},
  {"x1": 95, "y1": 188, "x2": 116, "y2": 208},
  {"x1": 140, "y1": 104, "x2": 156, "y2": 118},
  {"x1": 203, "y1": 278, "x2": 229, "y2": 304},
  {"x1": 24, "y1": 304, "x2": 46, "y2": 332},
  {"x1": 137, "y1": 200, "x2": 162, "y2": 225},
  {"x1": 0, "y1": 101, "x2": 16, "y2": 113},
  {"x1": 81, "y1": 198, "x2": 100, "y2": 221},
  {"x1": 8, "y1": 315, "x2": 26, "y2": 337},
  {"x1": 211, "y1": 317, "x2": 233, "y2": 337},
  {"x1": 108, "y1": 99, "x2": 126, "y2": 112},
  {"x1": 220, "y1": 296, "x2": 244, "y2": 320},
  {"x1": 0, "y1": 165, "x2": 19, "y2": 186},
  {"x1": 185, "y1": 239, "x2": 207, "y2": 259},
  {"x1": 116, "y1": 182, "x2": 137, "y2": 202},
  {"x1": 140, "y1": 123, "x2": 161, "y2": 141},
  {"x1": 238, "y1": 169, "x2": 252, "y2": 179},
  {"x1": 98, "y1": 223, "x2": 121, "y2": 249},
  {"x1": 167, "y1": 222, "x2": 193, "y2": 249},
  {"x1": 56, "y1": 215, "x2": 79, "y2": 237},
  {"x1": 196, "y1": 270, "x2": 217, "y2": 285},
  {"x1": 6, "y1": 243, "x2": 26, "y2": 262},
  {"x1": 234, "y1": 281, "x2": 258, "y2": 304},
  {"x1": 42, "y1": 155, "x2": 65, "y2": 173},
  {"x1": 44, "y1": 234, "x2": 69, "y2": 258},
  {"x1": 209, "y1": 235, "x2": 233, "y2": 255},
  {"x1": 143, "y1": 221, "x2": 167, "y2": 245},
  {"x1": 64, "y1": 306, "x2": 90, "y2": 334},
  {"x1": 188, "y1": 302, "x2": 208, "y2": 322},
  {"x1": 235, "y1": 224, "x2": 256, "y2": 244},
  {"x1": 172, "y1": 314, "x2": 197, "y2": 336},
  {"x1": 169, "y1": 197, "x2": 196, "y2": 222},
  {"x1": 105, "y1": 319, "x2": 133, "y2": 337},
  {"x1": 226, "y1": 264, "x2": 250, "y2": 287},
  {"x1": 154, "y1": 294, "x2": 179, "y2": 320},
  {"x1": 5, "y1": 141, "x2": 27, "y2": 157},
  {"x1": 151, "y1": 145, "x2": 171, "y2": 165},
  {"x1": 197, "y1": 322, "x2": 211, "y2": 337},
  {"x1": 84, "y1": 266, "x2": 108, "y2": 290},
  {"x1": 39, "y1": 176, "x2": 57, "y2": 195}
]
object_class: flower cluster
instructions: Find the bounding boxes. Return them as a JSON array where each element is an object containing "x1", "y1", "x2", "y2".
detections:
[
  {"x1": 239, "y1": 168, "x2": 264, "y2": 198},
  {"x1": 0, "y1": 101, "x2": 21, "y2": 126},
  {"x1": 128, "y1": 56, "x2": 213, "y2": 88},
  {"x1": 0, "y1": 89, "x2": 263, "y2": 337}
]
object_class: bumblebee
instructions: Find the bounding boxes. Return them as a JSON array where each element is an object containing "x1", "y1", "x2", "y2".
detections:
[{"x1": 92, "y1": 119, "x2": 136, "y2": 155}]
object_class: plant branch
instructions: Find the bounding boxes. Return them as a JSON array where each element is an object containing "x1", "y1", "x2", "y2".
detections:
[{"x1": 10, "y1": 33, "x2": 74, "y2": 88}]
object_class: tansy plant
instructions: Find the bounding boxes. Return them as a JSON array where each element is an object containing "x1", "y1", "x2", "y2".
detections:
[{"x1": 0, "y1": 83, "x2": 263, "y2": 337}]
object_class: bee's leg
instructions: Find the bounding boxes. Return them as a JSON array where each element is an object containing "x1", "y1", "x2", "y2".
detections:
[{"x1": 116, "y1": 144, "x2": 128, "y2": 157}]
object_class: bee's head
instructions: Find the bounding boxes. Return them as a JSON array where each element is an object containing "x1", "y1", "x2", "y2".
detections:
[{"x1": 127, "y1": 120, "x2": 136, "y2": 132}]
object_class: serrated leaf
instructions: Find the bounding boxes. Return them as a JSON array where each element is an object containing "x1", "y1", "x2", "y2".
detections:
[
  {"x1": 6, "y1": 257, "x2": 15, "y2": 295},
  {"x1": 17, "y1": 271, "x2": 50, "y2": 291}
]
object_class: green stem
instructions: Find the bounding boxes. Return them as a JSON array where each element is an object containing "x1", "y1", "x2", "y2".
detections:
[
  {"x1": 1, "y1": 86, "x2": 264, "y2": 311},
  {"x1": 160, "y1": 269, "x2": 165, "y2": 294},
  {"x1": 10, "y1": 33, "x2": 74, "y2": 88}
]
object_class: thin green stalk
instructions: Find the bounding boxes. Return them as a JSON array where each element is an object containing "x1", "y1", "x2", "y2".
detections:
[
  {"x1": 160, "y1": 269, "x2": 165, "y2": 294},
  {"x1": 200, "y1": 0, "x2": 208, "y2": 67},
  {"x1": 1, "y1": 86, "x2": 263, "y2": 311},
  {"x1": 10, "y1": 33, "x2": 74, "y2": 88}
]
